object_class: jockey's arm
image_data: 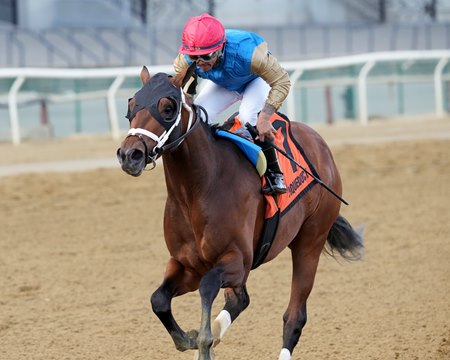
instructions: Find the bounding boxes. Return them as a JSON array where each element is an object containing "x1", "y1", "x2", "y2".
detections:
[
  {"x1": 251, "y1": 42, "x2": 291, "y2": 141},
  {"x1": 251, "y1": 42, "x2": 291, "y2": 114}
]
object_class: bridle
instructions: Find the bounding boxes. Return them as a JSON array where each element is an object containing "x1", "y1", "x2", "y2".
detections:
[{"x1": 126, "y1": 88, "x2": 207, "y2": 169}]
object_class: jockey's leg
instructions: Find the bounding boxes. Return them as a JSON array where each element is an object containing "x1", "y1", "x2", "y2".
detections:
[
  {"x1": 239, "y1": 78, "x2": 286, "y2": 195},
  {"x1": 261, "y1": 143, "x2": 287, "y2": 195},
  {"x1": 194, "y1": 80, "x2": 241, "y2": 123},
  {"x1": 238, "y1": 77, "x2": 270, "y2": 126}
]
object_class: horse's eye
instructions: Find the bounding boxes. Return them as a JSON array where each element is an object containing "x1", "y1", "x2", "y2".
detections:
[
  {"x1": 162, "y1": 104, "x2": 176, "y2": 119},
  {"x1": 163, "y1": 105, "x2": 174, "y2": 114}
]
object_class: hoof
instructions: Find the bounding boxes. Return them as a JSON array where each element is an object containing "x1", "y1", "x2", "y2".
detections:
[{"x1": 173, "y1": 330, "x2": 199, "y2": 351}]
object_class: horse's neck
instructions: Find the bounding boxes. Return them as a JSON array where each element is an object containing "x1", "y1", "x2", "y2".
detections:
[{"x1": 162, "y1": 122, "x2": 219, "y2": 196}]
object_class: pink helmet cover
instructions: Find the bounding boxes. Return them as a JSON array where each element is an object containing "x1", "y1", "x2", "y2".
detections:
[{"x1": 180, "y1": 13, "x2": 226, "y2": 55}]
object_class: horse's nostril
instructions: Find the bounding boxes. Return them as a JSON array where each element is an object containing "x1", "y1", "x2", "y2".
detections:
[
  {"x1": 131, "y1": 149, "x2": 144, "y2": 161},
  {"x1": 117, "y1": 148, "x2": 125, "y2": 161}
]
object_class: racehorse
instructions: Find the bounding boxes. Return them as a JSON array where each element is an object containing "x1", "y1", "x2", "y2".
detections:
[{"x1": 116, "y1": 64, "x2": 363, "y2": 360}]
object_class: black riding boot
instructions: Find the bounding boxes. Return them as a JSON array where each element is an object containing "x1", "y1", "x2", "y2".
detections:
[{"x1": 262, "y1": 146, "x2": 287, "y2": 195}]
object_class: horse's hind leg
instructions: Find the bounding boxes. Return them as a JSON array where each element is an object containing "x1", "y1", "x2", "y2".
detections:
[
  {"x1": 211, "y1": 286, "x2": 250, "y2": 347},
  {"x1": 279, "y1": 232, "x2": 328, "y2": 360}
]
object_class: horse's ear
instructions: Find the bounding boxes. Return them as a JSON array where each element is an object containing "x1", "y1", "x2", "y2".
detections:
[
  {"x1": 140, "y1": 66, "x2": 151, "y2": 85},
  {"x1": 173, "y1": 62, "x2": 197, "y2": 89}
]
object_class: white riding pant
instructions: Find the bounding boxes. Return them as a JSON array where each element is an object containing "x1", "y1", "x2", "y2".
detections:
[{"x1": 194, "y1": 77, "x2": 270, "y2": 126}]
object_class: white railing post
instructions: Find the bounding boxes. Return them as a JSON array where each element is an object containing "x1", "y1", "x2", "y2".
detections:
[
  {"x1": 434, "y1": 57, "x2": 449, "y2": 117},
  {"x1": 357, "y1": 60, "x2": 376, "y2": 125},
  {"x1": 8, "y1": 75, "x2": 26, "y2": 145},
  {"x1": 286, "y1": 69, "x2": 303, "y2": 121},
  {"x1": 107, "y1": 75, "x2": 126, "y2": 140}
]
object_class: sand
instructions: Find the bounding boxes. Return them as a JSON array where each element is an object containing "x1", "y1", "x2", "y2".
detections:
[{"x1": 0, "y1": 116, "x2": 449, "y2": 359}]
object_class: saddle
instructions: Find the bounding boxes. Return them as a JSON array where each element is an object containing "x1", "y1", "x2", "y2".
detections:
[{"x1": 214, "y1": 112, "x2": 319, "y2": 268}]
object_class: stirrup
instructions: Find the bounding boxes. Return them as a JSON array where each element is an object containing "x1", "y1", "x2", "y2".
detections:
[{"x1": 262, "y1": 171, "x2": 287, "y2": 195}]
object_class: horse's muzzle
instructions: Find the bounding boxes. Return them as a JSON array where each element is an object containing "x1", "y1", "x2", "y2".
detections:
[{"x1": 116, "y1": 147, "x2": 146, "y2": 177}]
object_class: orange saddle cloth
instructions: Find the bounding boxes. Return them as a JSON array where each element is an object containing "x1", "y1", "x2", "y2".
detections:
[
  {"x1": 264, "y1": 113, "x2": 319, "y2": 219},
  {"x1": 225, "y1": 112, "x2": 319, "y2": 269},
  {"x1": 228, "y1": 112, "x2": 319, "y2": 219}
]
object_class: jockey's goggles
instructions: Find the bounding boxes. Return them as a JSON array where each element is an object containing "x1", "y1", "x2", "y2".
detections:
[{"x1": 187, "y1": 50, "x2": 220, "y2": 62}]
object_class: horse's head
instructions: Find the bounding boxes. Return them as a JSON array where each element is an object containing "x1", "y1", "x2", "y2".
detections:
[{"x1": 117, "y1": 64, "x2": 197, "y2": 176}]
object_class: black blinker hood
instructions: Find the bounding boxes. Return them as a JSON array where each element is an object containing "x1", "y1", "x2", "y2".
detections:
[{"x1": 126, "y1": 73, "x2": 182, "y2": 131}]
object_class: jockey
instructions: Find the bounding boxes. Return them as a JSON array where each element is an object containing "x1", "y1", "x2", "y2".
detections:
[{"x1": 174, "y1": 13, "x2": 291, "y2": 195}]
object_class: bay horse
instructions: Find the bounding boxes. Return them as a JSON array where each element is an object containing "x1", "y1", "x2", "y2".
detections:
[{"x1": 116, "y1": 64, "x2": 363, "y2": 360}]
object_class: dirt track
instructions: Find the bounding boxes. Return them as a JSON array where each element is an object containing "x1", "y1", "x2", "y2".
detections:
[{"x1": 0, "y1": 116, "x2": 449, "y2": 359}]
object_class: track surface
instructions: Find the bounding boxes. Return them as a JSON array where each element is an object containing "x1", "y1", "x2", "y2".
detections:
[{"x1": 1, "y1": 116, "x2": 449, "y2": 359}]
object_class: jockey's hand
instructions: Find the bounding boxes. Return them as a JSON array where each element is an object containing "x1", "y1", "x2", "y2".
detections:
[{"x1": 256, "y1": 110, "x2": 276, "y2": 142}]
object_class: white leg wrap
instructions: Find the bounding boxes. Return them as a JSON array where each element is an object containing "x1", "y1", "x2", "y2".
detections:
[
  {"x1": 278, "y1": 348, "x2": 291, "y2": 360},
  {"x1": 212, "y1": 310, "x2": 232, "y2": 340}
]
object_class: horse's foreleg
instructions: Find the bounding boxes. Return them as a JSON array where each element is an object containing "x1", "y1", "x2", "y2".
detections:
[
  {"x1": 211, "y1": 286, "x2": 250, "y2": 347},
  {"x1": 150, "y1": 259, "x2": 199, "y2": 352},
  {"x1": 196, "y1": 267, "x2": 224, "y2": 360},
  {"x1": 279, "y1": 236, "x2": 326, "y2": 360}
]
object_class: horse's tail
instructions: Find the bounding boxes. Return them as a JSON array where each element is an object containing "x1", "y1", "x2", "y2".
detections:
[{"x1": 325, "y1": 214, "x2": 364, "y2": 260}]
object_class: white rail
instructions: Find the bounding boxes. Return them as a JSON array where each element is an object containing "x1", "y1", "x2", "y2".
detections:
[{"x1": 1, "y1": 51, "x2": 449, "y2": 145}]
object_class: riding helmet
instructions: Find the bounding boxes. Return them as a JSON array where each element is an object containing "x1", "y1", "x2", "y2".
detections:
[{"x1": 180, "y1": 13, "x2": 226, "y2": 55}]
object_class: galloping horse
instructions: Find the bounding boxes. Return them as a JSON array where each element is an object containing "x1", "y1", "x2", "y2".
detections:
[{"x1": 117, "y1": 64, "x2": 362, "y2": 360}]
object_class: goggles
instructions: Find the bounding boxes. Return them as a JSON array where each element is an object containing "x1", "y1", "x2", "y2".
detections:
[{"x1": 187, "y1": 50, "x2": 220, "y2": 62}]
